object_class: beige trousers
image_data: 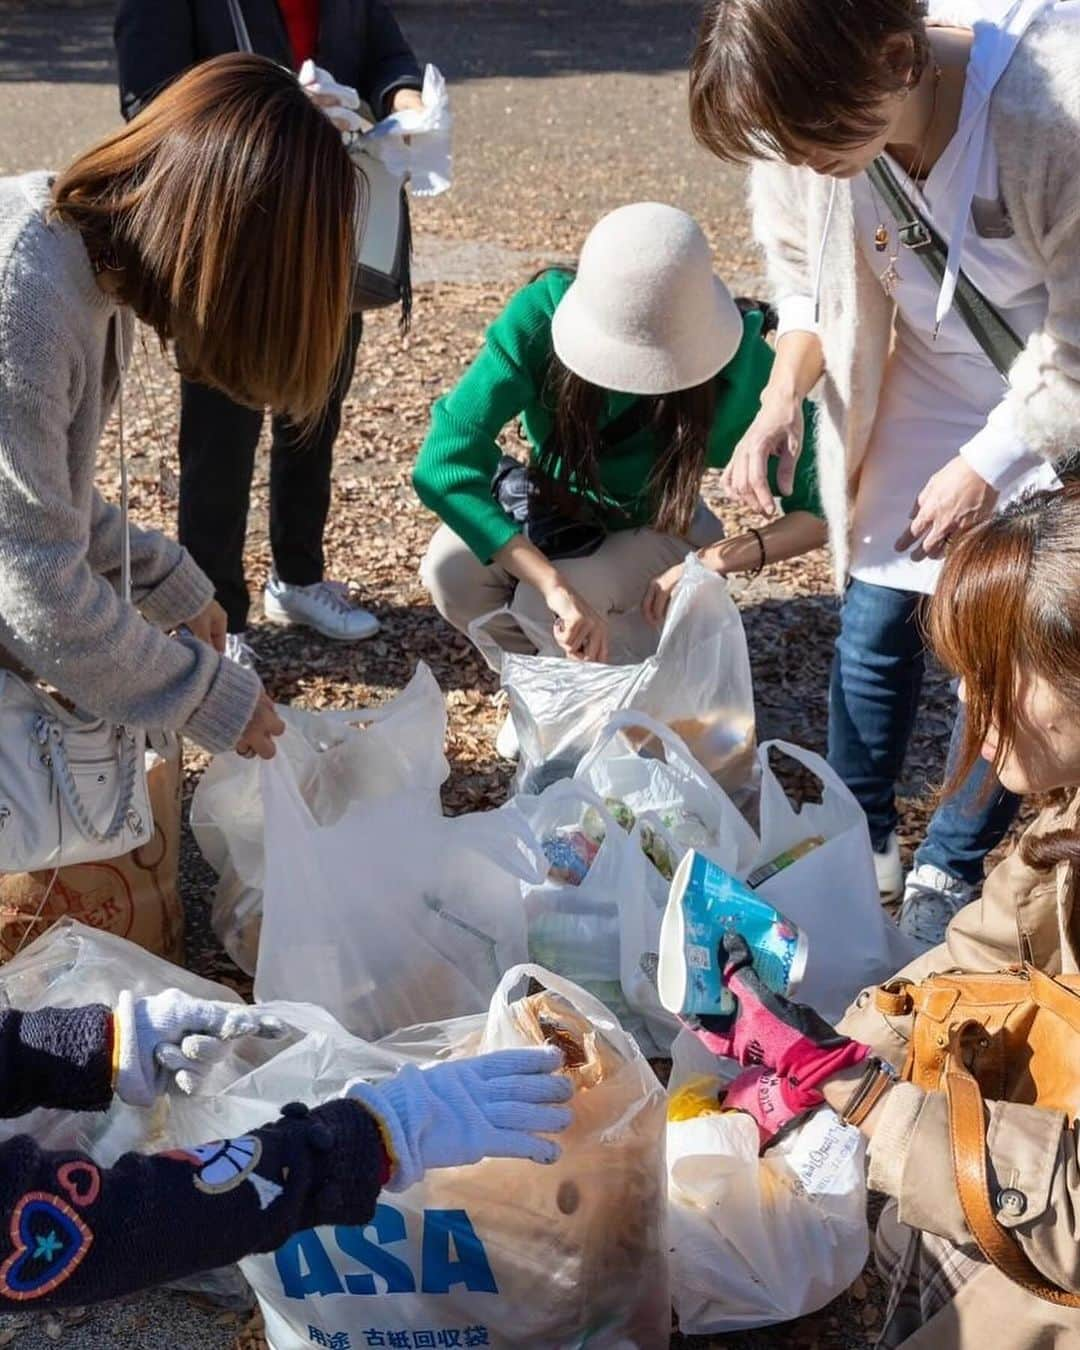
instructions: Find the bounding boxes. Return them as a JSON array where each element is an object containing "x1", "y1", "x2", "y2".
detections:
[{"x1": 420, "y1": 506, "x2": 723, "y2": 669}]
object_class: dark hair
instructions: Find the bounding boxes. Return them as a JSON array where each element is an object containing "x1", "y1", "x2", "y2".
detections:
[
  {"x1": 689, "y1": 0, "x2": 930, "y2": 163},
  {"x1": 51, "y1": 53, "x2": 357, "y2": 426},
  {"x1": 533, "y1": 358, "x2": 717, "y2": 537},
  {"x1": 929, "y1": 483, "x2": 1080, "y2": 870}
]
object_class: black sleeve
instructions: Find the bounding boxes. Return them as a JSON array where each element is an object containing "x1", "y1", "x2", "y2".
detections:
[
  {"x1": 0, "y1": 1006, "x2": 113, "y2": 1118},
  {"x1": 114, "y1": 0, "x2": 199, "y2": 120},
  {"x1": 360, "y1": 0, "x2": 423, "y2": 117},
  {"x1": 0, "y1": 1099, "x2": 386, "y2": 1308}
]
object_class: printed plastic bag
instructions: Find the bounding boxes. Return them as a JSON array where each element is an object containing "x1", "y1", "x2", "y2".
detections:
[
  {"x1": 167, "y1": 965, "x2": 670, "y2": 1350},
  {"x1": 744, "y1": 742, "x2": 923, "y2": 1023},
  {"x1": 666, "y1": 1076, "x2": 868, "y2": 1333},
  {"x1": 253, "y1": 750, "x2": 544, "y2": 1040},
  {"x1": 191, "y1": 664, "x2": 448, "y2": 973},
  {"x1": 479, "y1": 555, "x2": 756, "y2": 796}
]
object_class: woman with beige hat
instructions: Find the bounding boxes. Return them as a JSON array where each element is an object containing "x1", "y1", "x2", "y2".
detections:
[{"x1": 414, "y1": 202, "x2": 826, "y2": 753}]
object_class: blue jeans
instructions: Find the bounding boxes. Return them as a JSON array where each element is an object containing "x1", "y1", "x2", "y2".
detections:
[{"x1": 827, "y1": 578, "x2": 1018, "y2": 886}]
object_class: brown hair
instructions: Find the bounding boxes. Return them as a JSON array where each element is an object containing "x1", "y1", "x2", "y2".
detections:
[
  {"x1": 929, "y1": 482, "x2": 1080, "y2": 869},
  {"x1": 51, "y1": 53, "x2": 358, "y2": 426},
  {"x1": 689, "y1": 0, "x2": 930, "y2": 163}
]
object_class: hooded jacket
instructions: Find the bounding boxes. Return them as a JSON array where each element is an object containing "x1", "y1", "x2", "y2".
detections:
[{"x1": 751, "y1": 0, "x2": 1080, "y2": 585}]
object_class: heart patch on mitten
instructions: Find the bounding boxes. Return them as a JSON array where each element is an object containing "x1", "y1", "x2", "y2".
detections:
[{"x1": 0, "y1": 1193, "x2": 93, "y2": 1300}]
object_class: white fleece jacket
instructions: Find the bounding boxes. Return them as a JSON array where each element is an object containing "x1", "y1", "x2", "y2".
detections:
[{"x1": 751, "y1": 4, "x2": 1080, "y2": 586}]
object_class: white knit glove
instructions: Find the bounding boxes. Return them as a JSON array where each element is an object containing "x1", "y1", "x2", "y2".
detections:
[
  {"x1": 298, "y1": 59, "x2": 363, "y2": 135},
  {"x1": 114, "y1": 990, "x2": 285, "y2": 1107},
  {"x1": 347, "y1": 1047, "x2": 573, "y2": 1192}
]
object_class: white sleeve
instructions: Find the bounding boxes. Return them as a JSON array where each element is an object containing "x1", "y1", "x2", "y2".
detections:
[
  {"x1": 775, "y1": 294, "x2": 820, "y2": 340},
  {"x1": 958, "y1": 395, "x2": 1047, "y2": 490}
]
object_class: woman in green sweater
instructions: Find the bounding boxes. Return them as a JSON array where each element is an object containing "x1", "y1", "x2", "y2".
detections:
[{"x1": 414, "y1": 203, "x2": 825, "y2": 720}]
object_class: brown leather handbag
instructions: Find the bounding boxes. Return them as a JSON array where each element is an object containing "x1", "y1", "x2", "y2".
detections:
[{"x1": 875, "y1": 964, "x2": 1080, "y2": 1305}]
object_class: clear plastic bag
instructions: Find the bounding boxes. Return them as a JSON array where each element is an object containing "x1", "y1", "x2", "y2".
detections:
[
  {"x1": 167, "y1": 965, "x2": 670, "y2": 1350},
  {"x1": 253, "y1": 750, "x2": 545, "y2": 1039},
  {"x1": 478, "y1": 555, "x2": 757, "y2": 796},
  {"x1": 191, "y1": 664, "x2": 449, "y2": 974}
]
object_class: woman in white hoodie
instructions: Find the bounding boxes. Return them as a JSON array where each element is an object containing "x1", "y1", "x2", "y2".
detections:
[{"x1": 689, "y1": 0, "x2": 1077, "y2": 943}]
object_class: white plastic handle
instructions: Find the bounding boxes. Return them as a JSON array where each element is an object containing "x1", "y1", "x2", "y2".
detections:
[
  {"x1": 485, "y1": 962, "x2": 637, "y2": 1052},
  {"x1": 525, "y1": 777, "x2": 625, "y2": 844},
  {"x1": 575, "y1": 708, "x2": 719, "y2": 798},
  {"x1": 466, "y1": 607, "x2": 512, "y2": 674},
  {"x1": 757, "y1": 738, "x2": 854, "y2": 806}
]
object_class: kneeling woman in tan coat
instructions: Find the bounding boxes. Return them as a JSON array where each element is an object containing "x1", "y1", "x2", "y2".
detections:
[{"x1": 689, "y1": 480, "x2": 1080, "y2": 1347}]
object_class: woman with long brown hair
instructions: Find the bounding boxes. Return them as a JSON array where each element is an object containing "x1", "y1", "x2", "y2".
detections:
[
  {"x1": 685, "y1": 481, "x2": 1080, "y2": 1346},
  {"x1": 413, "y1": 202, "x2": 826, "y2": 756},
  {"x1": 0, "y1": 53, "x2": 362, "y2": 759}
]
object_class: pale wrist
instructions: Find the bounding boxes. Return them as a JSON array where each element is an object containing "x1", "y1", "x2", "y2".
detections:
[{"x1": 760, "y1": 382, "x2": 800, "y2": 413}]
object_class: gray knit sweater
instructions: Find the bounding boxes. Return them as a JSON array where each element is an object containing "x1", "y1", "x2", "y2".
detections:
[{"x1": 0, "y1": 173, "x2": 260, "y2": 751}]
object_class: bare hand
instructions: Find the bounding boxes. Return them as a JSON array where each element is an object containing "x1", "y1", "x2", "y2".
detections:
[
  {"x1": 721, "y1": 394, "x2": 804, "y2": 517},
  {"x1": 184, "y1": 600, "x2": 227, "y2": 654},
  {"x1": 896, "y1": 456, "x2": 999, "y2": 559},
  {"x1": 236, "y1": 692, "x2": 285, "y2": 761},
  {"x1": 544, "y1": 583, "x2": 609, "y2": 663},
  {"x1": 642, "y1": 564, "x2": 684, "y2": 628}
]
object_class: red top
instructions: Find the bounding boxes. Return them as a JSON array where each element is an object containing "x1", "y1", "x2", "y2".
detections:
[{"x1": 277, "y1": 0, "x2": 319, "y2": 67}]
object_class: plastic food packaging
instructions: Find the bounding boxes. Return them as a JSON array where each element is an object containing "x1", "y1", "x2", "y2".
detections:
[{"x1": 658, "y1": 852, "x2": 807, "y2": 1016}]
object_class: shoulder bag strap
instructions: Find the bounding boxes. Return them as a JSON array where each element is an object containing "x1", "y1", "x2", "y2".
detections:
[
  {"x1": 225, "y1": 0, "x2": 255, "y2": 53},
  {"x1": 866, "y1": 156, "x2": 1024, "y2": 381},
  {"x1": 944, "y1": 1030, "x2": 1080, "y2": 1306}
]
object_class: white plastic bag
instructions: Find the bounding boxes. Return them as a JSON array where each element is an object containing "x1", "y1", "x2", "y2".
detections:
[
  {"x1": 253, "y1": 750, "x2": 544, "y2": 1039},
  {"x1": 358, "y1": 63, "x2": 451, "y2": 196},
  {"x1": 167, "y1": 965, "x2": 670, "y2": 1350},
  {"x1": 191, "y1": 664, "x2": 448, "y2": 974},
  {"x1": 666, "y1": 1078, "x2": 868, "y2": 1333},
  {"x1": 513, "y1": 781, "x2": 659, "y2": 1048},
  {"x1": 573, "y1": 711, "x2": 760, "y2": 1051},
  {"x1": 485, "y1": 555, "x2": 757, "y2": 796},
  {"x1": 746, "y1": 741, "x2": 924, "y2": 1023}
]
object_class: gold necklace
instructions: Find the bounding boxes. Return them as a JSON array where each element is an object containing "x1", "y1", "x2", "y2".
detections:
[{"x1": 875, "y1": 61, "x2": 941, "y2": 297}]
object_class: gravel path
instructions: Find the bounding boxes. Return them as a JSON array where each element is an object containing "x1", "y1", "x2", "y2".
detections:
[{"x1": 0, "y1": 5, "x2": 971, "y2": 1345}]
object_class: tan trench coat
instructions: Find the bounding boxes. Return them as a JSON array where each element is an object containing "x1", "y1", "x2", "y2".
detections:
[{"x1": 840, "y1": 794, "x2": 1080, "y2": 1346}]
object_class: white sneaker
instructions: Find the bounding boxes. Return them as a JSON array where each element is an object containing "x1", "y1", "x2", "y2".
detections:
[
  {"x1": 263, "y1": 578, "x2": 379, "y2": 642},
  {"x1": 898, "y1": 864, "x2": 976, "y2": 947},
  {"x1": 873, "y1": 832, "x2": 904, "y2": 904},
  {"x1": 495, "y1": 713, "x2": 520, "y2": 761},
  {"x1": 223, "y1": 632, "x2": 256, "y2": 670}
]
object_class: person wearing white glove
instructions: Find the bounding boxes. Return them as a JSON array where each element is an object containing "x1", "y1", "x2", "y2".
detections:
[
  {"x1": 348, "y1": 1047, "x2": 574, "y2": 1189},
  {"x1": 0, "y1": 1001, "x2": 571, "y2": 1312},
  {"x1": 113, "y1": 1, "x2": 426, "y2": 646},
  {"x1": 113, "y1": 989, "x2": 285, "y2": 1106}
]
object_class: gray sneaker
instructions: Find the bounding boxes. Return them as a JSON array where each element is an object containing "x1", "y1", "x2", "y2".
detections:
[{"x1": 898, "y1": 864, "x2": 976, "y2": 947}]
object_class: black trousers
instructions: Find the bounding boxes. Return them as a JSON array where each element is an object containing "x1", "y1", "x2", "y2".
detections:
[{"x1": 178, "y1": 315, "x2": 364, "y2": 632}]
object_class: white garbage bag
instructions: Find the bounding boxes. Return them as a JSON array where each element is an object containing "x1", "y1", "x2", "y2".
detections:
[
  {"x1": 167, "y1": 965, "x2": 670, "y2": 1350},
  {"x1": 191, "y1": 664, "x2": 449, "y2": 974},
  {"x1": 744, "y1": 741, "x2": 924, "y2": 1023},
  {"x1": 253, "y1": 750, "x2": 544, "y2": 1040},
  {"x1": 666, "y1": 1072, "x2": 868, "y2": 1333},
  {"x1": 479, "y1": 555, "x2": 756, "y2": 797},
  {"x1": 357, "y1": 63, "x2": 452, "y2": 196}
]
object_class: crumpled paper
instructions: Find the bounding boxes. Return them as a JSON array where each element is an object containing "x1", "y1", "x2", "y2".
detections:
[{"x1": 354, "y1": 63, "x2": 452, "y2": 196}]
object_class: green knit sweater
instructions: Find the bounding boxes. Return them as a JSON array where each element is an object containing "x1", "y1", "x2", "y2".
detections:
[{"x1": 413, "y1": 270, "x2": 822, "y2": 563}]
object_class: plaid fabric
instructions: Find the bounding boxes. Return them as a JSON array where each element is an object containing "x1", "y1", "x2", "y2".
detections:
[{"x1": 874, "y1": 1200, "x2": 985, "y2": 1348}]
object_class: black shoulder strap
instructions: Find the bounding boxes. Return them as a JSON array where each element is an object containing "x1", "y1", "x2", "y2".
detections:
[{"x1": 866, "y1": 156, "x2": 1023, "y2": 380}]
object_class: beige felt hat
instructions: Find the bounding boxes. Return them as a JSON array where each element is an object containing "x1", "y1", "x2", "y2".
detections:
[{"x1": 550, "y1": 202, "x2": 743, "y2": 396}]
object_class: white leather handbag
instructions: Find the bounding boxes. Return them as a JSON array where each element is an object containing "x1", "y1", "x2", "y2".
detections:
[
  {"x1": 0, "y1": 316, "x2": 152, "y2": 874},
  {"x1": 226, "y1": 0, "x2": 412, "y2": 319}
]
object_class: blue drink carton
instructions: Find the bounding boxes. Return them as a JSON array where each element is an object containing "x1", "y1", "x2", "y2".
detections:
[{"x1": 658, "y1": 851, "x2": 807, "y2": 1015}]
